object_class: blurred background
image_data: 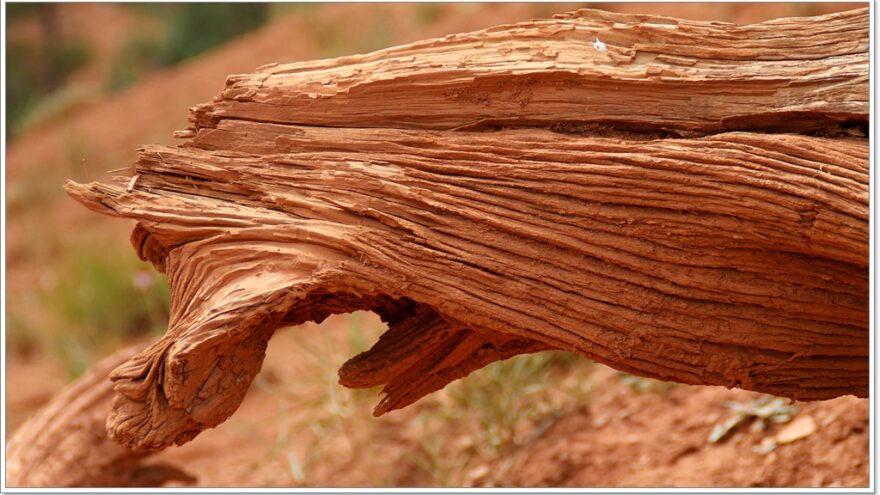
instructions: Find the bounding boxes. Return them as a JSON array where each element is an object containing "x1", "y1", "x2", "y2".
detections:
[{"x1": 5, "y1": 2, "x2": 868, "y2": 487}]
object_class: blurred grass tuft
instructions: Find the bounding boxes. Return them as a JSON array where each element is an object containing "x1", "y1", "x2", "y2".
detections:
[
  {"x1": 247, "y1": 313, "x2": 386, "y2": 485},
  {"x1": 108, "y1": 3, "x2": 270, "y2": 91},
  {"x1": 6, "y1": 36, "x2": 92, "y2": 138},
  {"x1": 108, "y1": 36, "x2": 164, "y2": 91},
  {"x1": 415, "y1": 3, "x2": 444, "y2": 26},
  {"x1": 618, "y1": 373, "x2": 677, "y2": 394},
  {"x1": 155, "y1": 3, "x2": 269, "y2": 66},
  {"x1": 17, "y1": 84, "x2": 101, "y2": 132},
  {"x1": 404, "y1": 350, "x2": 594, "y2": 486},
  {"x1": 46, "y1": 241, "x2": 170, "y2": 377},
  {"x1": 253, "y1": 315, "x2": 595, "y2": 487}
]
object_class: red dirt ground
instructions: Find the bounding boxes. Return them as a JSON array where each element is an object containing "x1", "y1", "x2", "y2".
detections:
[
  {"x1": 6, "y1": 315, "x2": 869, "y2": 488},
  {"x1": 5, "y1": 3, "x2": 870, "y2": 488},
  {"x1": 501, "y1": 369, "x2": 868, "y2": 488}
]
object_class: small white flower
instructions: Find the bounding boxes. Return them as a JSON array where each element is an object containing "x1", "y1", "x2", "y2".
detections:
[{"x1": 594, "y1": 37, "x2": 607, "y2": 52}]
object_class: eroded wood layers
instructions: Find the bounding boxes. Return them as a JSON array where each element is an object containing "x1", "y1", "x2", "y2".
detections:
[
  {"x1": 54, "y1": 7, "x2": 870, "y2": 456},
  {"x1": 185, "y1": 8, "x2": 867, "y2": 134},
  {"x1": 65, "y1": 127, "x2": 868, "y2": 450}
]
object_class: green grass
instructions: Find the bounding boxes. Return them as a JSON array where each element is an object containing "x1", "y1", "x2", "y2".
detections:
[
  {"x1": 156, "y1": 3, "x2": 269, "y2": 66},
  {"x1": 106, "y1": 3, "x2": 270, "y2": 92},
  {"x1": 244, "y1": 313, "x2": 386, "y2": 485},
  {"x1": 286, "y1": 329, "x2": 593, "y2": 486},
  {"x1": 446, "y1": 351, "x2": 589, "y2": 453},
  {"x1": 393, "y1": 350, "x2": 594, "y2": 486},
  {"x1": 245, "y1": 316, "x2": 596, "y2": 486},
  {"x1": 618, "y1": 373, "x2": 677, "y2": 394},
  {"x1": 6, "y1": 36, "x2": 92, "y2": 138},
  {"x1": 108, "y1": 36, "x2": 164, "y2": 91},
  {"x1": 411, "y1": 414, "x2": 470, "y2": 487},
  {"x1": 16, "y1": 84, "x2": 101, "y2": 133},
  {"x1": 7, "y1": 120, "x2": 167, "y2": 378},
  {"x1": 44, "y1": 239, "x2": 170, "y2": 378},
  {"x1": 6, "y1": 216, "x2": 170, "y2": 378}
]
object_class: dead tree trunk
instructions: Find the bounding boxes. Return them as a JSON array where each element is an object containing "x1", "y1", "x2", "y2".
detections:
[{"x1": 29, "y1": 8, "x2": 872, "y2": 465}]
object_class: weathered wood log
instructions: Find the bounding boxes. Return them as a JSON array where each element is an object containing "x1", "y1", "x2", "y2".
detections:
[
  {"x1": 57, "y1": 7, "x2": 867, "y2": 458},
  {"x1": 5, "y1": 343, "x2": 194, "y2": 487}
]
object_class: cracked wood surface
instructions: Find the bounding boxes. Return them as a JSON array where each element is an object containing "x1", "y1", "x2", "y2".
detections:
[
  {"x1": 12, "y1": 7, "x2": 868, "y2": 479},
  {"x1": 65, "y1": 127, "x2": 868, "y2": 451},
  {"x1": 185, "y1": 8, "x2": 867, "y2": 134}
]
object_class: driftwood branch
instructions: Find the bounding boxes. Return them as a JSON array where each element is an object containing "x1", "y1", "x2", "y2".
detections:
[{"x1": 30, "y1": 7, "x2": 869, "y2": 466}]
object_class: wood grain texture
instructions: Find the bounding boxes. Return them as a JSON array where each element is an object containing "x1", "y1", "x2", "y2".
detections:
[
  {"x1": 53, "y1": 7, "x2": 870, "y2": 458},
  {"x1": 185, "y1": 8, "x2": 867, "y2": 134},
  {"x1": 65, "y1": 127, "x2": 868, "y2": 450}
]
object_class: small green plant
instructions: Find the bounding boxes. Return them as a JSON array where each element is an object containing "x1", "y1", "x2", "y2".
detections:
[
  {"x1": 408, "y1": 351, "x2": 595, "y2": 485},
  {"x1": 448, "y1": 352, "x2": 593, "y2": 455},
  {"x1": 245, "y1": 313, "x2": 386, "y2": 485},
  {"x1": 411, "y1": 412, "x2": 470, "y2": 487},
  {"x1": 618, "y1": 373, "x2": 677, "y2": 394},
  {"x1": 250, "y1": 321, "x2": 595, "y2": 487},
  {"x1": 708, "y1": 395, "x2": 798, "y2": 444}
]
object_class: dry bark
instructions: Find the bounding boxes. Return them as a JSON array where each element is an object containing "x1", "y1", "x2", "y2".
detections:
[
  {"x1": 46, "y1": 7, "x2": 871, "y2": 462},
  {"x1": 184, "y1": 7, "x2": 867, "y2": 135}
]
